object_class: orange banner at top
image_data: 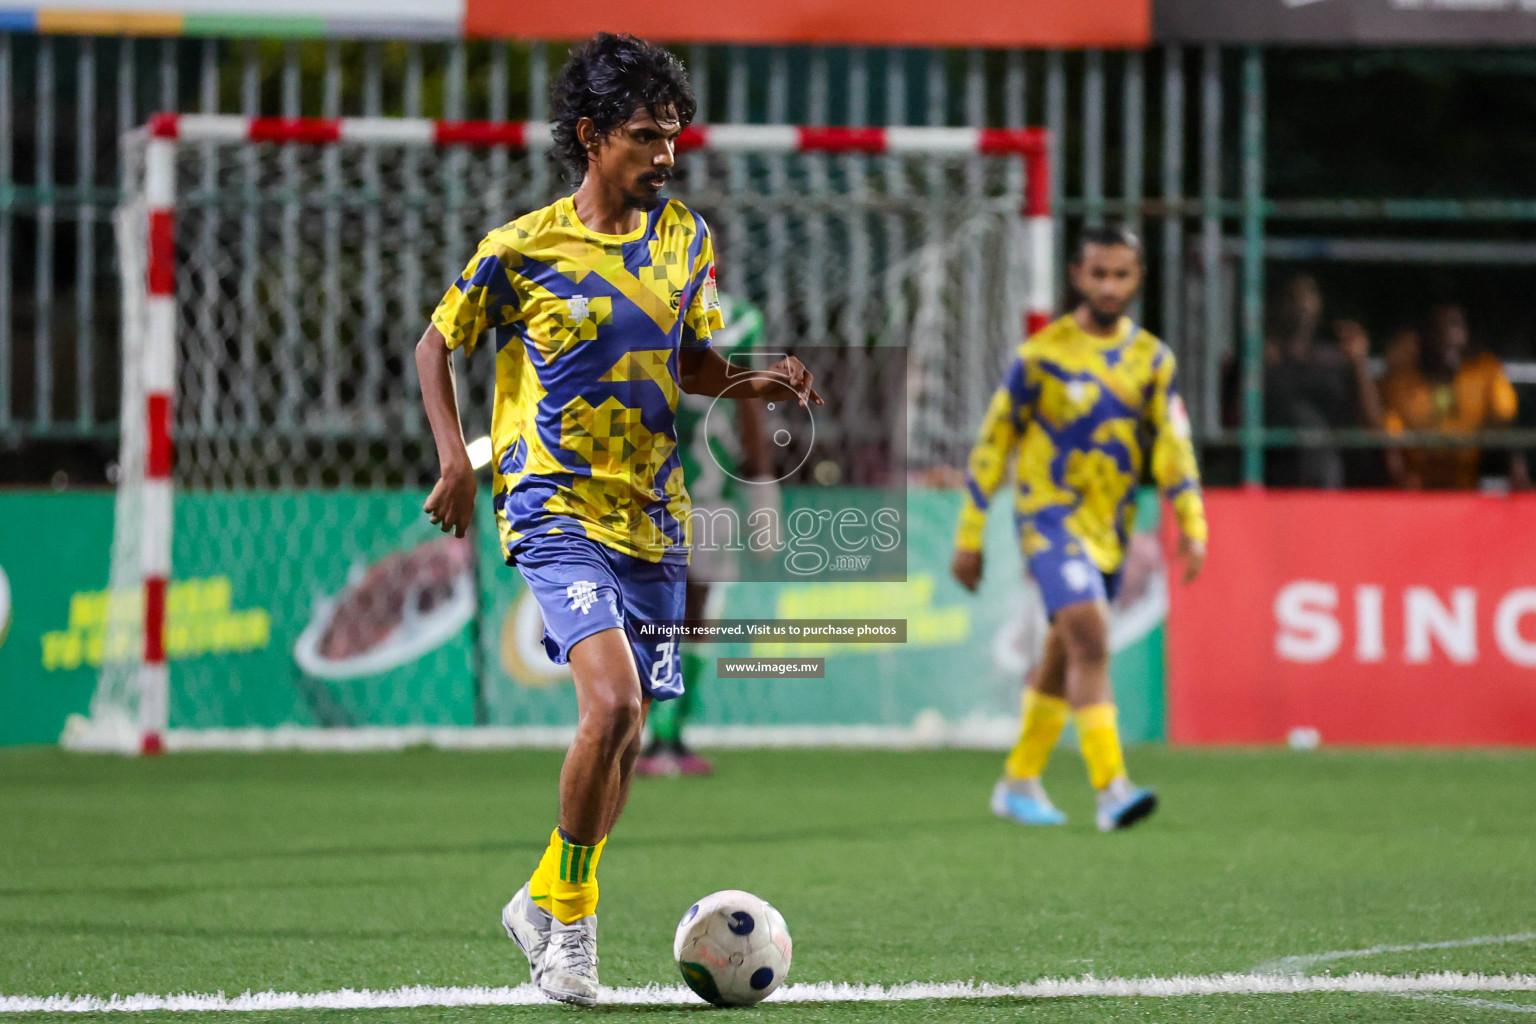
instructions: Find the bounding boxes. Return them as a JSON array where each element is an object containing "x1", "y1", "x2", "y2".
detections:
[{"x1": 466, "y1": 0, "x2": 1150, "y2": 48}]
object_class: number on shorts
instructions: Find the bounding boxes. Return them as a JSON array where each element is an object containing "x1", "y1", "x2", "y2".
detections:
[{"x1": 649, "y1": 640, "x2": 677, "y2": 688}]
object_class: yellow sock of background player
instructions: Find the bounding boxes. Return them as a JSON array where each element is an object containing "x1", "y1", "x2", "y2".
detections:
[
  {"x1": 1003, "y1": 690, "x2": 1071, "y2": 779},
  {"x1": 1075, "y1": 703, "x2": 1127, "y2": 790},
  {"x1": 529, "y1": 828, "x2": 606, "y2": 924}
]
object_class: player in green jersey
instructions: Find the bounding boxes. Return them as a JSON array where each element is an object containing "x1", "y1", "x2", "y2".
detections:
[{"x1": 637, "y1": 294, "x2": 774, "y2": 776}]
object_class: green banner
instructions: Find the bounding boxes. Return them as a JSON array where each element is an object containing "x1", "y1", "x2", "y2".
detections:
[
  {"x1": 0, "y1": 492, "x2": 117, "y2": 745},
  {"x1": 477, "y1": 487, "x2": 1168, "y2": 743},
  {"x1": 0, "y1": 488, "x2": 1166, "y2": 746}
]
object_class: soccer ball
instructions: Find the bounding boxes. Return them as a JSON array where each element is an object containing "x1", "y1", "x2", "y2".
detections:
[{"x1": 673, "y1": 890, "x2": 793, "y2": 1006}]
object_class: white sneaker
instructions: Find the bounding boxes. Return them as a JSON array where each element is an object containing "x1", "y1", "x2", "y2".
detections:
[
  {"x1": 1095, "y1": 778, "x2": 1158, "y2": 832},
  {"x1": 540, "y1": 913, "x2": 600, "y2": 1006},
  {"x1": 990, "y1": 777, "x2": 1068, "y2": 826},
  {"x1": 500, "y1": 884, "x2": 552, "y2": 986}
]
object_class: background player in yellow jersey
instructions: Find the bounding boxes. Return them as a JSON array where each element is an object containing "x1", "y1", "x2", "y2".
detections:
[
  {"x1": 413, "y1": 34, "x2": 820, "y2": 1006},
  {"x1": 951, "y1": 224, "x2": 1207, "y2": 832}
]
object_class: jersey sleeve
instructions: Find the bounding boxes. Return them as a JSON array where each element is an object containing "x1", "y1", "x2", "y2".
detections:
[
  {"x1": 681, "y1": 224, "x2": 725, "y2": 350},
  {"x1": 1145, "y1": 347, "x2": 1208, "y2": 544},
  {"x1": 430, "y1": 235, "x2": 521, "y2": 356},
  {"x1": 954, "y1": 354, "x2": 1031, "y2": 552}
]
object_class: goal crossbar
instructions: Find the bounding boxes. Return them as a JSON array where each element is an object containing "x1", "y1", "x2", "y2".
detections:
[{"x1": 145, "y1": 112, "x2": 1046, "y2": 158}]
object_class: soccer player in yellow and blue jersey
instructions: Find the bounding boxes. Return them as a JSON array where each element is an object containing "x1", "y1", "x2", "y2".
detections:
[
  {"x1": 414, "y1": 34, "x2": 819, "y2": 1006},
  {"x1": 951, "y1": 224, "x2": 1207, "y2": 832}
]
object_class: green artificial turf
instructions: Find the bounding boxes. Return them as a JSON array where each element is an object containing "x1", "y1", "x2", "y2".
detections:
[{"x1": 2, "y1": 746, "x2": 1533, "y2": 1022}]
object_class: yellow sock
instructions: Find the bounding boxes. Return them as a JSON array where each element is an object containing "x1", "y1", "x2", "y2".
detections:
[
  {"x1": 1003, "y1": 690, "x2": 1070, "y2": 780},
  {"x1": 1075, "y1": 703, "x2": 1126, "y2": 791},
  {"x1": 536, "y1": 830, "x2": 605, "y2": 925},
  {"x1": 528, "y1": 828, "x2": 562, "y2": 906}
]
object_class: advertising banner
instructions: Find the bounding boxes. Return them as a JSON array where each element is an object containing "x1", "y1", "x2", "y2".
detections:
[
  {"x1": 1155, "y1": 0, "x2": 1536, "y2": 46},
  {"x1": 480, "y1": 488, "x2": 1170, "y2": 745},
  {"x1": 0, "y1": 1, "x2": 461, "y2": 36},
  {"x1": 6, "y1": 0, "x2": 1149, "y2": 44},
  {"x1": 0, "y1": 487, "x2": 1170, "y2": 747},
  {"x1": 1166, "y1": 489, "x2": 1536, "y2": 746},
  {"x1": 0, "y1": 493, "x2": 116, "y2": 746},
  {"x1": 465, "y1": 0, "x2": 1150, "y2": 48}
]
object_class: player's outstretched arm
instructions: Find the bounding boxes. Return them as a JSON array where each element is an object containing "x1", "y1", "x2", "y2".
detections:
[
  {"x1": 952, "y1": 357, "x2": 1029, "y2": 592},
  {"x1": 416, "y1": 324, "x2": 476, "y2": 538},
  {"x1": 679, "y1": 347, "x2": 823, "y2": 407}
]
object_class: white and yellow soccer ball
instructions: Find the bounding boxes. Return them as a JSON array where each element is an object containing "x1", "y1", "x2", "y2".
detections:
[{"x1": 673, "y1": 890, "x2": 793, "y2": 1006}]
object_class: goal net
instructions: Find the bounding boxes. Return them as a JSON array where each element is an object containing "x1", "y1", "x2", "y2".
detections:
[{"x1": 72, "y1": 115, "x2": 1051, "y2": 754}]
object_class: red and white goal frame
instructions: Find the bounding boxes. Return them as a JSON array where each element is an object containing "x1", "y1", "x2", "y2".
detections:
[{"x1": 114, "y1": 114, "x2": 1052, "y2": 756}]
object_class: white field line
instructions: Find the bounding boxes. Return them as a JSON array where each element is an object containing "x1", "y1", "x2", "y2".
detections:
[
  {"x1": 1253, "y1": 932, "x2": 1536, "y2": 977},
  {"x1": 1253, "y1": 931, "x2": 1536, "y2": 1017},
  {"x1": 1402, "y1": 994, "x2": 1536, "y2": 1015},
  {"x1": 3, "y1": 973, "x2": 1536, "y2": 1013}
]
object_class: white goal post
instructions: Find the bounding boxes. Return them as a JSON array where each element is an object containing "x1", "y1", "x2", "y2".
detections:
[{"x1": 76, "y1": 113, "x2": 1053, "y2": 755}]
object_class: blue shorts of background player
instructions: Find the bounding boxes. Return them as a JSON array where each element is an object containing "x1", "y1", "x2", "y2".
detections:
[
  {"x1": 1026, "y1": 536, "x2": 1123, "y2": 620},
  {"x1": 510, "y1": 530, "x2": 687, "y2": 700}
]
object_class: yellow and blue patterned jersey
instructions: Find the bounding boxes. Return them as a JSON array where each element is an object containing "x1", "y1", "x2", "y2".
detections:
[
  {"x1": 431, "y1": 195, "x2": 724, "y2": 564},
  {"x1": 954, "y1": 315, "x2": 1207, "y2": 572}
]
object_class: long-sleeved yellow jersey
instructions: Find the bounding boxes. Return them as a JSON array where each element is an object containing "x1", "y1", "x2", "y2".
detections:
[{"x1": 954, "y1": 315, "x2": 1207, "y2": 572}]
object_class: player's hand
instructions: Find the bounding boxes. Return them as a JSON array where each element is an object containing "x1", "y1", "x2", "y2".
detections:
[
  {"x1": 1176, "y1": 535, "x2": 1206, "y2": 584},
  {"x1": 759, "y1": 356, "x2": 824, "y2": 408},
  {"x1": 951, "y1": 548, "x2": 983, "y2": 592},
  {"x1": 424, "y1": 459, "x2": 477, "y2": 538}
]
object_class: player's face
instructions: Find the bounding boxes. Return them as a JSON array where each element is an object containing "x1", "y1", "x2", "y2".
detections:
[
  {"x1": 1070, "y1": 243, "x2": 1142, "y2": 328},
  {"x1": 587, "y1": 106, "x2": 684, "y2": 210}
]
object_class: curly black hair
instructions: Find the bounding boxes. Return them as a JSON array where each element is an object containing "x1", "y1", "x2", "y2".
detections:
[
  {"x1": 1070, "y1": 222, "x2": 1143, "y2": 264},
  {"x1": 550, "y1": 33, "x2": 697, "y2": 182}
]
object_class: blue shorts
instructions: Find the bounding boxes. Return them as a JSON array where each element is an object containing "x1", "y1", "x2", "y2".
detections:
[
  {"x1": 510, "y1": 531, "x2": 687, "y2": 700},
  {"x1": 1027, "y1": 541, "x2": 1123, "y2": 619}
]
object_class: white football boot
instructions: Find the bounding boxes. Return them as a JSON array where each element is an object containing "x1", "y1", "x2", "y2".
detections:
[
  {"x1": 990, "y1": 776, "x2": 1068, "y2": 826},
  {"x1": 1095, "y1": 777, "x2": 1159, "y2": 832},
  {"x1": 540, "y1": 913, "x2": 600, "y2": 1006},
  {"x1": 500, "y1": 883, "x2": 552, "y2": 987}
]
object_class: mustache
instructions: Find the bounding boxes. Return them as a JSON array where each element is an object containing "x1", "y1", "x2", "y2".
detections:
[{"x1": 639, "y1": 169, "x2": 672, "y2": 184}]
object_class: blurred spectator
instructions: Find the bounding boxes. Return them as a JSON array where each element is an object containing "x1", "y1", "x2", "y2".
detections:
[
  {"x1": 1381, "y1": 326, "x2": 1422, "y2": 381},
  {"x1": 1379, "y1": 302, "x2": 1529, "y2": 490},
  {"x1": 1260, "y1": 274, "x2": 1382, "y2": 488}
]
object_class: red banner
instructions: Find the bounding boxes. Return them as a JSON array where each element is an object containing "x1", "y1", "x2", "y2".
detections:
[
  {"x1": 465, "y1": 0, "x2": 1149, "y2": 48},
  {"x1": 1167, "y1": 489, "x2": 1536, "y2": 746}
]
